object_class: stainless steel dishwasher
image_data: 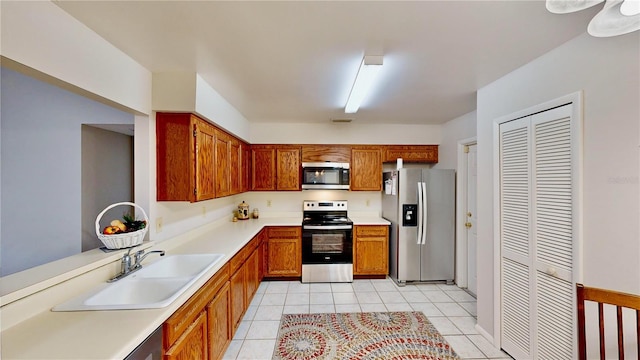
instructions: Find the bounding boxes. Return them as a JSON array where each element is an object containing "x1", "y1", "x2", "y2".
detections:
[{"x1": 124, "y1": 326, "x2": 162, "y2": 360}]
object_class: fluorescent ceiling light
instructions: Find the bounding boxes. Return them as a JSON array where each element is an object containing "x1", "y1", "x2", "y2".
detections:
[{"x1": 344, "y1": 55, "x2": 383, "y2": 114}]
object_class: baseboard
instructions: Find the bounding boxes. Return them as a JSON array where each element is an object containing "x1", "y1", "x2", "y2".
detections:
[{"x1": 475, "y1": 323, "x2": 494, "y2": 345}]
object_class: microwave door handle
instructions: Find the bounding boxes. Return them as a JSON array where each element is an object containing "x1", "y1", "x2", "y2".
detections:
[
  {"x1": 417, "y1": 182, "x2": 423, "y2": 245},
  {"x1": 422, "y1": 181, "x2": 428, "y2": 245}
]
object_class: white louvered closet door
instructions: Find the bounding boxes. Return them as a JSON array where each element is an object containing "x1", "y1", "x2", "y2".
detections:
[
  {"x1": 500, "y1": 116, "x2": 533, "y2": 360},
  {"x1": 531, "y1": 105, "x2": 574, "y2": 360},
  {"x1": 500, "y1": 103, "x2": 576, "y2": 360}
]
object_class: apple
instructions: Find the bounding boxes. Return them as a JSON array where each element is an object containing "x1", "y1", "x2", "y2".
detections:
[{"x1": 103, "y1": 226, "x2": 122, "y2": 235}]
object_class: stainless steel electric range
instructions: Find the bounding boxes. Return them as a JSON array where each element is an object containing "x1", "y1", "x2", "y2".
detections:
[{"x1": 301, "y1": 200, "x2": 353, "y2": 283}]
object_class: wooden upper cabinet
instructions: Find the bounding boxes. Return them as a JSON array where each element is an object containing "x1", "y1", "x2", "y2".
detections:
[
  {"x1": 229, "y1": 139, "x2": 241, "y2": 195},
  {"x1": 301, "y1": 145, "x2": 351, "y2": 163},
  {"x1": 214, "y1": 130, "x2": 231, "y2": 197},
  {"x1": 251, "y1": 146, "x2": 276, "y2": 191},
  {"x1": 350, "y1": 146, "x2": 382, "y2": 191},
  {"x1": 251, "y1": 145, "x2": 300, "y2": 191},
  {"x1": 276, "y1": 147, "x2": 301, "y2": 190},
  {"x1": 241, "y1": 142, "x2": 251, "y2": 193},
  {"x1": 157, "y1": 112, "x2": 215, "y2": 202},
  {"x1": 382, "y1": 145, "x2": 439, "y2": 163}
]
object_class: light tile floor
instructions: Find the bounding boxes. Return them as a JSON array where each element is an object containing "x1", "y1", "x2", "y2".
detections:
[{"x1": 223, "y1": 278, "x2": 513, "y2": 360}]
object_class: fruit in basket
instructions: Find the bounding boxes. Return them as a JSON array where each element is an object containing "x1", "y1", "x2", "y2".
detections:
[
  {"x1": 110, "y1": 219, "x2": 127, "y2": 232},
  {"x1": 123, "y1": 212, "x2": 147, "y2": 233},
  {"x1": 103, "y1": 226, "x2": 122, "y2": 235}
]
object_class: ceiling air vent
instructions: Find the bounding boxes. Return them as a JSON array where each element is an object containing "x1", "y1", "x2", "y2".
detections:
[{"x1": 331, "y1": 118, "x2": 353, "y2": 124}]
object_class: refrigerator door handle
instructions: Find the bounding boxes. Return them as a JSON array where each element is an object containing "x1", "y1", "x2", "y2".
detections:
[
  {"x1": 417, "y1": 182, "x2": 423, "y2": 245},
  {"x1": 421, "y1": 181, "x2": 428, "y2": 245}
]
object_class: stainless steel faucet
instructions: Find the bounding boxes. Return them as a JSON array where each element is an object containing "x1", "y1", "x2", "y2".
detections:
[{"x1": 108, "y1": 248, "x2": 165, "y2": 282}]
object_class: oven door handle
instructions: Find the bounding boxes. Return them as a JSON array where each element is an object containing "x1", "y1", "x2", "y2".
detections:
[{"x1": 303, "y1": 225, "x2": 353, "y2": 230}]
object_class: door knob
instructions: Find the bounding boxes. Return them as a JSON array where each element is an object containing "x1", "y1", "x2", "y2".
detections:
[{"x1": 465, "y1": 222, "x2": 472, "y2": 229}]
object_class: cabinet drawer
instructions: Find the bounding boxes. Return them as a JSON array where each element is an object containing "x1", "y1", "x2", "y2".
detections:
[
  {"x1": 230, "y1": 237, "x2": 260, "y2": 274},
  {"x1": 355, "y1": 226, "x2": 388, "y2": 237},
  {"x1": 267, "y1": 227, "x2": 301, "y2": 239},
  {"x1": 208, "y1": 263, "x2": 230, "y2": 296}
]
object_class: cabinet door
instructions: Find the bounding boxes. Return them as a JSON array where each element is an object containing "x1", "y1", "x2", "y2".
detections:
[
  {"x1": 251, "y1": 146, "x2": 276, "y2": 191},
  {"x1": 301, "y1": 145, "x2": 351, "y2": 163},
  {"x1": 214, "y1": 130, "x2": 231, "y2": 197},
  {"x1": 257, "y1": 230, "x2": 267, "y2": 281},
  {"x1": 241, "y1": 142, "x2": 251, "y2": 193},
  {"x1": 207, "y1": 282, "x2": 231, "y2": 360},
  {"x1": 382, "y1": 145, "x2": 438, "y2": 163},
  {"x1": 165, "y1": 311, "x2": 208, "y2": 360},
  {"x1": 245, "y1": 249, "x2": 260, "y2": 304},
  {"x1": 354, "y1": 226, "x2": 389, "y2": 275},
  {"x1": 276, "y1": 147, "x2": 301, "y2": 190},
  {"x1": 351, "y1": 147, "x2": 382, "y2": 191},
  {"x1": 266, "y1": 239, "x2": 301, "y2": 276},
  {"x1": 195, "y1": 121, "x2": 216, "y2": 201},
  {"x1": 230, "y1": 139, "x2": 242, "y2": 195},
  {"x1": 229, "y1": 266, "x2": 246, "y2": 333},
  {"x1": 156, "y1": 113, "x2": 194, "y2": 201},
  {"x1": 265, "y1": 227, "x2": 301, "y2": 277}
]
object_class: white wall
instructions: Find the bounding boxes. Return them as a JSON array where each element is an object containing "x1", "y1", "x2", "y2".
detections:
[
  {"x1": 0, "y1": 1, "x2": 151, "y2": 115},
  {"x1": 434, "y1": 111, "x2": 477, "y2": 169},
  {"x1": 250, "y1": 123, "x2": 441, "y2": 144},
  {"x1": 152, "y1": 73, "x2": 252, "y2": 141},
  {"x1": 475, "y1": 32, "x2": 640, "y2": 340}
]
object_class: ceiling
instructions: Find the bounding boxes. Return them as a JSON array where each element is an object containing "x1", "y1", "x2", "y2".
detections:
[{"x1": 55, "y1": 1, "x2": 598, "y2": 125}]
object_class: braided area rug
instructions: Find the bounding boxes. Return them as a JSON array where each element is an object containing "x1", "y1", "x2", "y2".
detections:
[{"x1": 272, "y1": 311, "x2": 460, "y2": 360}]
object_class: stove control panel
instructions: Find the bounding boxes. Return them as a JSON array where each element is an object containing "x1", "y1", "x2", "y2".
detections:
[{"x1": 303, "y1": 200, "x2": 348, "y2": 211}]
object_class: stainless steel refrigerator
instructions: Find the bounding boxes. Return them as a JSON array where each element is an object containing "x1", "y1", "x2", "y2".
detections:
[{"x1": 382, "y1": 168, "x2": 455, "y2": 285}]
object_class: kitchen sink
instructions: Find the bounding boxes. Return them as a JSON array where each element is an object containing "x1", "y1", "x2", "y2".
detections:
[{"x1": 52, "y1": 253, "x2": 224, "y2": 311}]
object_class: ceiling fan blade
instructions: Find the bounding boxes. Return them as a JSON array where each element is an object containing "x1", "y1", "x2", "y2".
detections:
[
  {"x1": 588, "y1": 0, "x2": 640, "y2": 36},
  {"x1": 546, "y1": 0, "x2": 604, "y2": 13}
]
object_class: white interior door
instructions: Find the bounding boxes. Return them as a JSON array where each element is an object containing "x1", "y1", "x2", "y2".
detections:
[{"x1": 466, "y1": 144, "x2": 478, "y2": 295}]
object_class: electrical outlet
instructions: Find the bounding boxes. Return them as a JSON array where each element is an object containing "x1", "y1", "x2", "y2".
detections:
[
  {"x1": 201, "y1": 206, "x2": 206, "y2": 217},
  {"x1": 267, "y1": 200, "x2": 272, "y2": 207},
  {"x1": 156, "y1": 217, "x2": 163, "y2": 233},
  {"x1": 366, "y1": 199, "x2": 371, "y2": 207}
]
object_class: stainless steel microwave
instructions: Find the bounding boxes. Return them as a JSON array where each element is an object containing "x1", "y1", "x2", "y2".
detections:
[{"x1": 301, "y1": 162, "x2": 350, "y2": 190}]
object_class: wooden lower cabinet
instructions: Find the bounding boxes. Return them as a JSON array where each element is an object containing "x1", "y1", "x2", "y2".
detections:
[
  {"x1": 265, "y1": 227, "x2": 301, "y2": 277},
  {"x1": 164, "y1": 311, "x2": 208, "y2": 360},
  {"x1": 163, "y1": 227, "x2": 298, "y2": 359},
  {"x1": 229, "y1": 263, "x2": 246, "y2": 333},
  {"x1": 163, "y1": 262, "x2": 233, "y2": 360},
  {"x1": 353, "y1": 225, "x2": 389, "y2": 276},
  {"x1": 245, "y1": 248, "x2": 260, "y2": 301},
  {"x1": 207, "y1": 282, "x2": 231, "y2": 360}
]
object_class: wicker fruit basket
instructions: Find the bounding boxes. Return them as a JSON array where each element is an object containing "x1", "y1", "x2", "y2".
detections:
[{"x1": 95, "y1": 202, "x2": 149, "y2": 249}]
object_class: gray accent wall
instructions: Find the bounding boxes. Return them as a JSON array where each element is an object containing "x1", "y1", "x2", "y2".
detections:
[
  {"x1": 1, "y1": 67, "x2": 134, "y2": 276},
  {"x1": 81, "y1": 125, "x2": 133, "y2": 252}
]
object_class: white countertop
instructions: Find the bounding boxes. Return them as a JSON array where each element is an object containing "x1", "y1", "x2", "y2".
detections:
[{"x1": 0, "y1": 216, "x2": 389, "y2": 359}]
